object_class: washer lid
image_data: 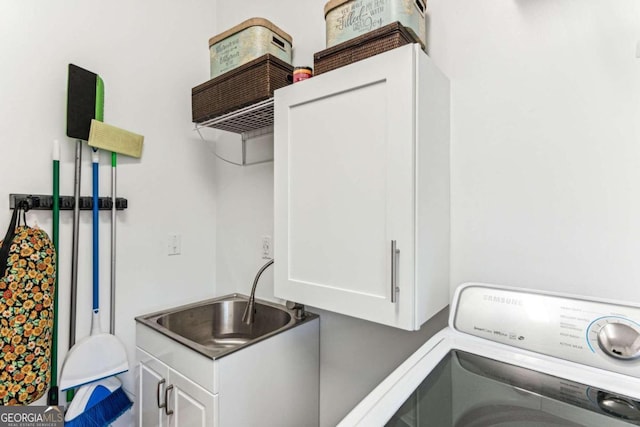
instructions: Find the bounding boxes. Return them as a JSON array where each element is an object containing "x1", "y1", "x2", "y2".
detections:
[{"x1": 387, "y1": 349, "x2": 640, "y2": 426}]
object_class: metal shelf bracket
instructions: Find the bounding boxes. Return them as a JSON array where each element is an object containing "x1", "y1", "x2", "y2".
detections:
[{"x1": 194, "y1": 98, "x2": 275, "y2": 166}]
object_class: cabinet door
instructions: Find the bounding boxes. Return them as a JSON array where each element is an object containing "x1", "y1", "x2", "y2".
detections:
[
  {"x1": 137, "y1": 352, "x2": 169, "y2": 427},
  {"x1": 274, "y1": 44, "x2": 417, "y2": 329},
  {"x1": 167, "y1": 368, "x2": 217, "y2": 427}
]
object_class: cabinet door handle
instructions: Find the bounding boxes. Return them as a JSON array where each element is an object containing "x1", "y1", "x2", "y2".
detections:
[
  {"x1": 156, "y1": 378, "x2": 166, "y2": 409},
  {"x1": 164, "y1": 384, "x2": 174, "y2": 416},
  {"x1": 391, "y1": 240, "x2": 400, "y2": 303}
]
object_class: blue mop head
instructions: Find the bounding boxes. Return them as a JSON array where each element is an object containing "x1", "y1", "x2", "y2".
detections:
[{"x1": 65, "y1": 379, "x2": 132, "y2": 427}]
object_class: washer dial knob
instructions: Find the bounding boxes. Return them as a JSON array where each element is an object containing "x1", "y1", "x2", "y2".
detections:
[
  {"x1": 597, "y1": 391, "x2": 640, "y2": 421},
  {"x1": 597, "y1": 323, "x2": 640, "y2": 360}
]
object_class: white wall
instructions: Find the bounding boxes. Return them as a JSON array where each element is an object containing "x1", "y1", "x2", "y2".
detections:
[
  {"x1": 0, "y1": 0, "x2": 217, "y2": 403},
  {"x1": 427, "y1": 0, "x2": 640, "y2": 300}
]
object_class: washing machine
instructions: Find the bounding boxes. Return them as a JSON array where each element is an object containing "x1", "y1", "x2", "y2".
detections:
[{"x1": 339, "y1": 283, "x2": 640, "y2": 426}]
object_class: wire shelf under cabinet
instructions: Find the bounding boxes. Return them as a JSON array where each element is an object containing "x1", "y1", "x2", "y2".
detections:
[
  {"x1": 193, "y1": 98, "x2": 275, "y2": 166},
  {"x1": 193, "y1": 98, "x2": 274, "y2": 135}
]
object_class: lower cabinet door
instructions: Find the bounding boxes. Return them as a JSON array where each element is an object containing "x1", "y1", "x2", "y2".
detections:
[
  {"x1": 167, "y1": 368, "x2": 217, "y2": 427},
  {"x1": 138, "y1": 355, "x2": 170, "y2": 427}
]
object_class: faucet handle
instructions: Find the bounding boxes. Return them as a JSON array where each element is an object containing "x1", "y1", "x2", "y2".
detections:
[
  {"x1": 285, "y1": 300, "x2": 302, "y2": 309},
  {"x1": 286, "y1": 301, "x2": 306, "y2": 320}
]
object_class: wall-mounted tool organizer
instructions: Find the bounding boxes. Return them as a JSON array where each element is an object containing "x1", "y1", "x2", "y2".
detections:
[{"x1": 9, "y1": 194, "x2": 128, "y2": 211}]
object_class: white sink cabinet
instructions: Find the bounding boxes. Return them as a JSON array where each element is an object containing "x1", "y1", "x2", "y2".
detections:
[
  {"x1": 135, "y1": 317, "x2": 319, "y2": 427},
  {"x1": 274, "y1": 44, "x2": 450, "y2": 331},
  {"x1": 138, "y1": 353, "x2": 215, "y2": 426}
]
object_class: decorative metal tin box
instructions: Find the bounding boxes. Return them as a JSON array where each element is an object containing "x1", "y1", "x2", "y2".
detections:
[
  {"x1": 314, "y1": 22, "x2": 421, "y2": 76},
  {"x1": 192, "y1": 54, "x2": 293, "y2": 123},
  {"x1": 324, "y1": 0, "x2": 426, "y2": 48},
  {"x1": 209, "y1": 17, "x2": 293, "y2": 79}
]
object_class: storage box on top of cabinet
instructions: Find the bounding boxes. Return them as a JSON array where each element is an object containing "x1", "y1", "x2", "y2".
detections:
[
  {"x1": 314, "y1": 21, "x2": 421, "y2": 76},
  {"x1": 324, "y1": 0, "x2": 426, "y2": 48},
  {"x1": 209, "y1": 17, "x2": 293, "y2": 79},
  {"x1": 274, "y1": 44, "x2": 449, "y2": 331}
]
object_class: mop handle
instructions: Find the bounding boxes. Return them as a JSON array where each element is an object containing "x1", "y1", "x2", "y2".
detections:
[
  {"x1": 110, "y1": 152, "x2": 116, "y2": 334},
  {"x1": 93, "y1": 79, "x2": 103, "y2": 314},
  {"x1": 70, "y1": 140, "x2": 81, "y2": 346},
  {"x1": 92, "y1": 148, "x2": 99, "y2": 312}
]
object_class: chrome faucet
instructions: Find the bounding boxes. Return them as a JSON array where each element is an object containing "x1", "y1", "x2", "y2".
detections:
[{"x1": 242, "y1": 259, "x2": 275, "y2": 325}]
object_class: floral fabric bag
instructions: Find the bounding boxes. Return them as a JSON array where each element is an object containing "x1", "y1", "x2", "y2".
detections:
[{"x1": 0, "y1": 202, "x2": 56, "y2": 405}]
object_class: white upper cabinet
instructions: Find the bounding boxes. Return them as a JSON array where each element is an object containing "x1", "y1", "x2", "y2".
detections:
[{"x1": 274, "y1": 44, "x2": 450, "y2": 330}]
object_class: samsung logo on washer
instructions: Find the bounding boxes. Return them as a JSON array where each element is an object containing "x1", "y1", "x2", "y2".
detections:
[
  {"x1": 483, "y1": 294, "x2": 524, "y2": 306},
  {"x1": 0, "y1": 406, "x2": 63, "y2": 427}
]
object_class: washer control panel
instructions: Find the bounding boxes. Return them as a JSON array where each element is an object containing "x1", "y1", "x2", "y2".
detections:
[{"x1": 453, "y1": 284, "x2": 640, "y2": 377}]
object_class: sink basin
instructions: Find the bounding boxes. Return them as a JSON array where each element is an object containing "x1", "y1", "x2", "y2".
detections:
[{"x1": 135, "y1": 294, "x2": 316, "y2": 359}]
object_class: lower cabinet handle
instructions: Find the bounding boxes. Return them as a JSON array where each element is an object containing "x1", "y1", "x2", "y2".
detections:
[
  {"x1": 156, "y1": 378, "x2": 166, "y2": 409},
  {"x1": 164, "y1": 384, "x2": 174, "y2": 416},
  {"x1": 391, "y1": 240, "x2": 400, "y2": 303}
]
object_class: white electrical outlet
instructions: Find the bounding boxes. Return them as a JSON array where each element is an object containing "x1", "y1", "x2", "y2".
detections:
[
  {"x1": 168, "y1": 233, "x2": 182, "y2": 256},
  {"x1": 262, "y1": 235, "x2": 272, "y2": 259}
]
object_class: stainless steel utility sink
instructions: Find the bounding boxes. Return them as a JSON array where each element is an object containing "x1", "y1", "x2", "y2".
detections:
[{"x1": 135, "y1": 294, "x2": 317, "y2": 359}]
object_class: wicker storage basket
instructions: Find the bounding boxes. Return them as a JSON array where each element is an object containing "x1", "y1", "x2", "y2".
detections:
[
  {"x1": 192, "y1": 54, "x2": 293, "y2": 123},
  {"x1": 314, "y1": 22, "x2": 421, "y2": 76}
]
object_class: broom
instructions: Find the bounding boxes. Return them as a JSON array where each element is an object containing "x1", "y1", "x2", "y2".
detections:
[{"x1": 64, "y1": 378, "x2": 132, "y2": 427}]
